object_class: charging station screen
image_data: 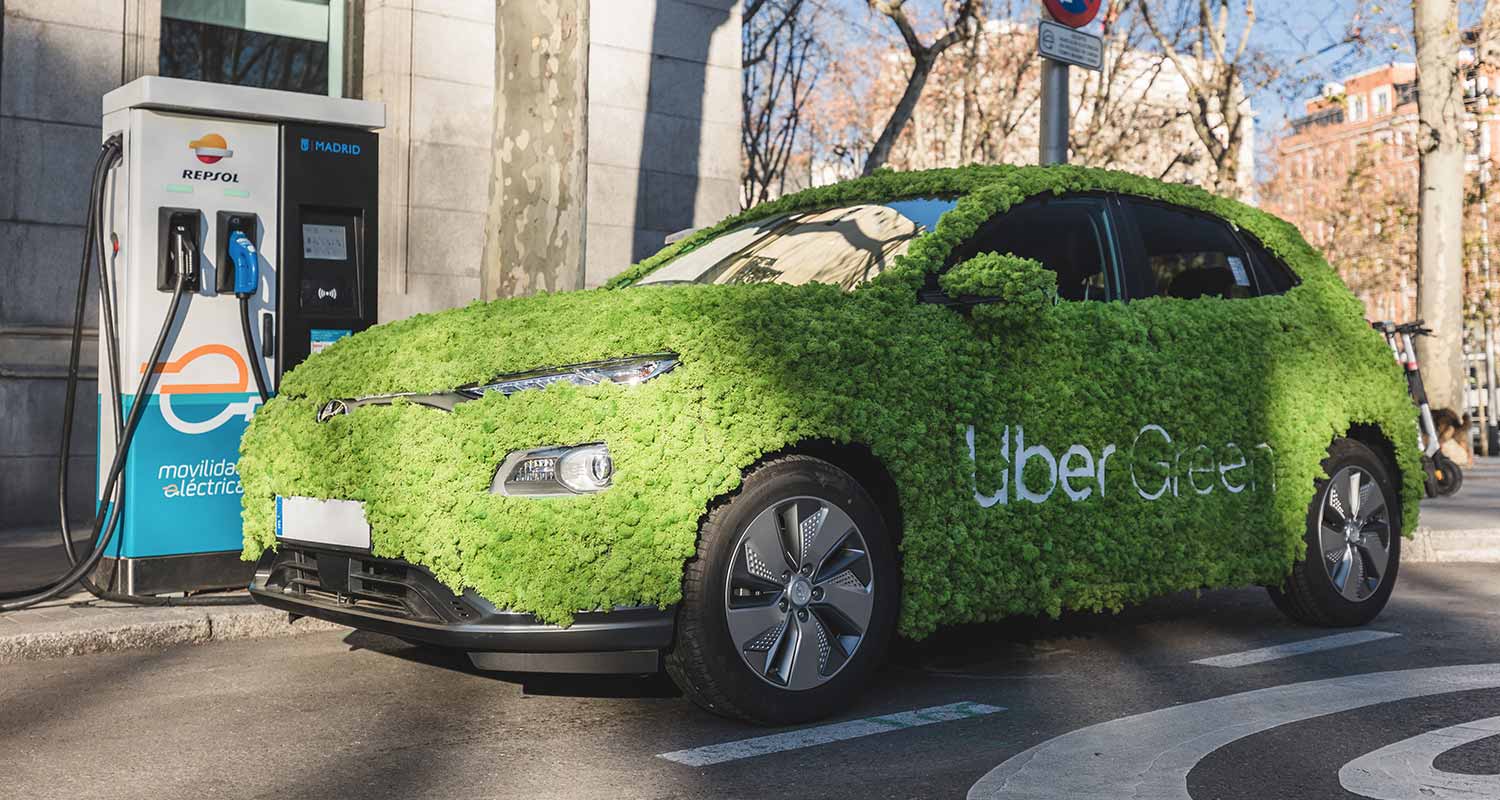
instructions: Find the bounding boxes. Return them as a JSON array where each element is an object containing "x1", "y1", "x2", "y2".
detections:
[
  {"x1": 298, "y1": 211, "x2": 359, "y2": 314},
  {"x1": 303, "y1": 224, "x2": 348, "y2": 261}
]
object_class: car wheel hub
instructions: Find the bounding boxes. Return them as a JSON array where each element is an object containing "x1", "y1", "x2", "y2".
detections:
[
  {"x1": 723, "y1": 496, "x2": 875, "y2": 691},
  {"x1": 788, "y1": 576, "x2": 813, "y2": 607},
  {"x1": 1318, "y1": 465, "x2": 1393, "y2": 603}
]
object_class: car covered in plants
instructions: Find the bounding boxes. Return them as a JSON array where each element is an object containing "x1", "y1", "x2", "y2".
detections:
[{"x1": 242, "y1": 164, "x2": 1421, "y2": 724}]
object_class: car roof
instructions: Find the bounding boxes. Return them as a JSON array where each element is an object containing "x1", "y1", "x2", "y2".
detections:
[{"x1": 606, "y1": 164, "x2": 1312, "y2": 290}]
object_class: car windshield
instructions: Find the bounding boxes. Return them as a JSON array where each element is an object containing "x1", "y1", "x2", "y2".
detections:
[{"x1": 637, "y1": 198, "x2": 956, "y2": 290}]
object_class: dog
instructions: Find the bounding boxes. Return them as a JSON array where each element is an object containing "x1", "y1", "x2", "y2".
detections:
[{"x1": 1432, "y1": 408, "x2": 1474, "y2": 466}]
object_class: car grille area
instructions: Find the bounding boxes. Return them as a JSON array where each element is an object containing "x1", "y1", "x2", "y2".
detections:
[{"x1": 261, "y1": 544, "x2": 478, "y2": 624}]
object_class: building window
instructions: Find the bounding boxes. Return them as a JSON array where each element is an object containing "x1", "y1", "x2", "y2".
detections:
[
  {"x1": 1350, "y1": 94, "x2": 1366, "y2": 122},
  {"x1": 1374, "y1": 88, "x2": 1391, "y2": 116},
  {"x1": 160, "y1": 0, "x2": 350, "y2": 97}
]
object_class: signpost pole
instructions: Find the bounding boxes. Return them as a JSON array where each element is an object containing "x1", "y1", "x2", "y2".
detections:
[
  {"x1": 1039, "y1": 58, "x2": 1069, "y2": 165},
  {"x1": 1038, "y1": 0, "x2": 1104, "y2": 165}
]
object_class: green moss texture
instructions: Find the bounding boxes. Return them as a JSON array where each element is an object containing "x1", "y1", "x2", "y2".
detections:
[{"x1": 241, "y1": 164, "x2": 1421, "y2": 637}]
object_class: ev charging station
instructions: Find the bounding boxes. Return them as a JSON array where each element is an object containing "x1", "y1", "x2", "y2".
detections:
[{"x1": 92, "y1": 77, "x2": 384, "y2": 595}]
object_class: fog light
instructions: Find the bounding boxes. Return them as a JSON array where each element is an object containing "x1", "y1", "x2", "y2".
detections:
[{"x1": 492, "y1": 443, "x2": 612, "y2": 496}]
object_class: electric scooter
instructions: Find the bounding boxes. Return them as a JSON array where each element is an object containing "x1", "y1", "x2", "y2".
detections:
[{"x1": 1371, "y1": 320, "x2": 1464, "y2": 497}]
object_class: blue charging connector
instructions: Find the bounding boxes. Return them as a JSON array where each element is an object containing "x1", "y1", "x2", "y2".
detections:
[
  {"x1": 228, "y1": 231, "x2": 258, "y2": 297},
  {"x1": 229, "y1": 229, "x2": 271, "y2": 401}
]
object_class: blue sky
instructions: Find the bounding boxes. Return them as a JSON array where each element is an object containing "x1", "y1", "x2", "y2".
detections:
[{"x1": 816, "y1": 0, "x2": 1429, "y2": 148}]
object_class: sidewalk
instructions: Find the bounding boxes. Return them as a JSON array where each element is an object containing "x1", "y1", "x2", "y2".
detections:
[
  {"x1": 1408, "y1": 456, "x2": 1500, "y2": 562},
  {"x1": 0, "y1": 526, "x2": 339, "y2": 665},
  {"x1": 1, "y1": 458, "x2": 1495, "y2": 665}
]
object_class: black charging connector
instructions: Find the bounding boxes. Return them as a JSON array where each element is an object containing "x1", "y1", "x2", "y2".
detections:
[{"x1": 157, "y1": 208, "x2": 201, "y2": 292}]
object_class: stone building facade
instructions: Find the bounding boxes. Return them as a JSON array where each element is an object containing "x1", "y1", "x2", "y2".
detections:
[{"x1": 0, "y1": 0, "x2": 740, "y2": 527}]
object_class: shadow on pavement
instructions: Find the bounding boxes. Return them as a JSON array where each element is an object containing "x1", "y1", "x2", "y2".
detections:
[{"x1": 341, "y1": 629, "x2": 681, "y2": 699}]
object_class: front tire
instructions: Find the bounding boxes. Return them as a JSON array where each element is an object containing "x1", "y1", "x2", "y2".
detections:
[
  {"x1": 666, "y1": 456, "x2": 899, "y2": 725},
  {"x1": 1269, "y1": 439, "x2": 1400, "y2": 627}
]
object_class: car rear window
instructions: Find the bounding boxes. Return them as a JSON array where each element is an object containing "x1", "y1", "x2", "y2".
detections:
[
  {"x1": 1124, "y1": 199, "x2": 1257, "y2": 300},
  {"x1": 637, "y1": 198, "x2": 957, "y2": 291},
  {"x1": 1238, "y1": 232, "x2": 1300, "y2": 295}
]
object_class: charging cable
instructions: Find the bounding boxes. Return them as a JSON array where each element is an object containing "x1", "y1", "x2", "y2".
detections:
[
  {"x1": 230, "y1": 231, "x2": 271, "y2": 402},
  {"x1": 1, "y1": 138, "x2": 253, "y2": 609}
]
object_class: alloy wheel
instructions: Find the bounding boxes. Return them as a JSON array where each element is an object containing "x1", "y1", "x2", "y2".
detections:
[
  {"x1": 723, "y1": 496, "x2": 876, "y2": 691},
  {"x1": 1317, "y1": 465, "x2": 1393, "y2": 602}
]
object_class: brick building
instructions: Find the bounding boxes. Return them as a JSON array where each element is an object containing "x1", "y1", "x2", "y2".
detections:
[
  {"x1": 1270, "y1": 58, "x2": 1500, "y2": 324},
  {"x1": 1269, "y1": 57, "x2": 1500, "y2": 441}
]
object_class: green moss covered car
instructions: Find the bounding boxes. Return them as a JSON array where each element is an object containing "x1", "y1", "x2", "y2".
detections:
[{"x1": 242, "y1": 165, "x2": 1421, "y2": 724}]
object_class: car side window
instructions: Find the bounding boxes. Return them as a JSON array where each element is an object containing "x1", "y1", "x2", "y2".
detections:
[
  {"x1": 946, "y1": 197, "x2": 1116, "y2": 301},
  {"x1": 1238, "y1": 232, "x2": 1299, "y2": 295},
  {"x1": 1120, "y1": 199, "x2": 1257, "y2": 300}
]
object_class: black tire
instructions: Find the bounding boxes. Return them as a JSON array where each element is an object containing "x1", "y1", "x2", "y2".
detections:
[
  {"x1": 1269, "y1": 439, "x2": 1401, "y2": 627},
  {"x1": 1432, "y1": 452, "x2": 1464, "y2": 497},
  {"x1": 1422, "y1": 465, "x2": 1439, "y2": 499},
  {"x1": 666, "y1": 455, "x2": 900, "y2": 725}
]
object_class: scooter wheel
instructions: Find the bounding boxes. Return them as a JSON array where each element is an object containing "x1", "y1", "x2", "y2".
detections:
[{"x1": 1432, "y1": 453, "x2": 1464, "y2": 497}]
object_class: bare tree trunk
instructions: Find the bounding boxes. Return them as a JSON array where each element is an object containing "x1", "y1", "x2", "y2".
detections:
[
  {"x1": 1135, "y1": 0, "x2": 1255, "y2": 197},
  {"x1": 742, "y1": 0, "x2": 819, "y2": 207},
  {"x1": 481, "y1": 0, "x2": 590, "y2": 299},
  {"x1": 861, "y1": 0, "x2": 974, "y2": 175},
  {"x1": 1480, "y1": 0, "x2": 1500, "y2": 449},
  {"x1": 865, "y1": 54, "x2": 938, "y2": 173},
  {"x1": 1413, "y1": 0, "x2": 1467, "y2": 413}
]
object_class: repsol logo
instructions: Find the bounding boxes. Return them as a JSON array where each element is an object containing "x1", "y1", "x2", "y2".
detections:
[
  {"x1": 181, "y1": 169, "x2": 240, "y2": 182},
  {"x1": 965, "y1": 423, "x2": 1274, "y2": 507},
  {"x1": 300, "y1": 137, "x2": 361, "y2": 156}
]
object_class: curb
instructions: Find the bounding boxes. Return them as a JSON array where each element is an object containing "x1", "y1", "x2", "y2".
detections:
[
  {"x1": 0, "y1": 603, "x2": 345, "y2": 665},
  {"x1": 1405, "y1": 527, "x2": 1500, "y2": 564}
]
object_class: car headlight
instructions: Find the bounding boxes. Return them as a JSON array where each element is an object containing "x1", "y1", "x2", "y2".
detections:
[
  {"x1": 460, "y1": 354, "x2": 679, "y2": 398},
  {"x1": 492, "y1": 443, "x2": 613, "y2": 497}
]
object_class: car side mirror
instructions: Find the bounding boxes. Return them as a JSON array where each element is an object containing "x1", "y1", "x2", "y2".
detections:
[{"x1": 938, "y1": 252, "x2": 1057, "y2": 328}]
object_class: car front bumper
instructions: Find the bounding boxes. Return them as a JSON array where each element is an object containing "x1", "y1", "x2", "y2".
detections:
[{"x1": 249, "y1": 543, "x2": 675, "y2": 674}]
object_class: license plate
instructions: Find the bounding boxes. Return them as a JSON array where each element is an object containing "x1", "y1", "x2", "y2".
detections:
[{"x1": 275, "y1": 495, "x2": 371, "y2": 550}]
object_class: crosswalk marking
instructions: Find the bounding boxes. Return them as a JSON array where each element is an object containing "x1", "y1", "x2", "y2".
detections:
[
  {"x1": 1191, "y1": 630, "x2": 1401, "y2": 668},
  {"x1": 658, "y1": 701, "x2": 1005, "y2": 767}
]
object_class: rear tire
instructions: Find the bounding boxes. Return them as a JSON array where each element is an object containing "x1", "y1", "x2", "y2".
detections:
[
  {"x1": 1269, "y1": 439, "x2": 1400, "y2": 627},
  {"x1": 666, "y1": 455, "x2": 899, "y2": 725}
]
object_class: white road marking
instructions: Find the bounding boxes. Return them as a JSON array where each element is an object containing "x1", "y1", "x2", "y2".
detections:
[
  {"x1": 1191, "y1": 630, "x2": 1401, "y2": 668},
  {"x1": 967, "y1": 663, "x2": 1500, "y2": 800},
  {"x1": 1340, "y1": 715, "x2": 1500, "y2": 800},
  {"x1": 658, "y1": 701, "x2": 1005, "y2": 767}
]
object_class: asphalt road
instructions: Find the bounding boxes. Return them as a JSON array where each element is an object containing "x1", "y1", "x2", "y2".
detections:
[{"x1": 3, "y1": 563, "x2": 1498, "y2": 799}]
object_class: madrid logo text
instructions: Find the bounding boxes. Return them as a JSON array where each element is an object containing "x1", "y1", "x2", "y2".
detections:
[
  {"x1": 300, "y1": 137, "x2": 362, "y2": 156},
  {"x1": 966, "y1": 423, "x2": 1274, "y2": 507}
]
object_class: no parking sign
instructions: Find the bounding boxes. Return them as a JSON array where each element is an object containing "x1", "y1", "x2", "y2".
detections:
[{"x1": 1043, "y1": 0, "x2": 1102, "y2": 28}]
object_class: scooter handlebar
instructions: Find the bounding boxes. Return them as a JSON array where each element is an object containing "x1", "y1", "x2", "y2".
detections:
[{"x1": 1371, "y1": 320, "x2": 1433, "y2": 337}]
